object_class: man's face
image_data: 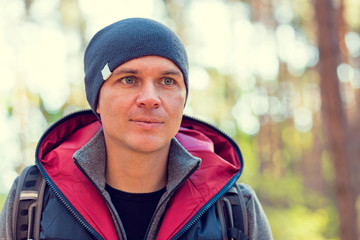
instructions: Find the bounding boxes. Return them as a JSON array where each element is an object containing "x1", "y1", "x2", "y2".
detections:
[{"x1": 97, "y1": 56, "x2": 186, "y2": 154}]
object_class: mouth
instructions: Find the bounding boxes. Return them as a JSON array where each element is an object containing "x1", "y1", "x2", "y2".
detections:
[
  {"x1": 130, "y1": 118, "x2": 163, "y2": 124},
  {"x1": 129, "y1": 118, "x2": 164, "y2": 128}
]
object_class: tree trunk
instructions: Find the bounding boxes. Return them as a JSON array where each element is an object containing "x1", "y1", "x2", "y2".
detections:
[{"x1": 313, "y1": 1, "x2": 358, "y2": 240}]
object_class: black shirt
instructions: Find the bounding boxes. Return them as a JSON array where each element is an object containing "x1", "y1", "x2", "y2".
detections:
[{"x1": 105, "y1": 184, "x2": 166, "y2": 240}]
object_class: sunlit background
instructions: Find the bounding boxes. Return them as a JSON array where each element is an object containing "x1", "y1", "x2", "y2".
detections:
[{"x1": 1, "y1": 0, "x2": 360, "y2": 239}]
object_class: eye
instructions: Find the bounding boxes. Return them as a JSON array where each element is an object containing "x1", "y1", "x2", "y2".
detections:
[
  {"x1": 162, "y1": 78, "x2": 174, "y2": 86},
  {"x1": 121, "y1": 77, "x2": 135, "y2": 85}
]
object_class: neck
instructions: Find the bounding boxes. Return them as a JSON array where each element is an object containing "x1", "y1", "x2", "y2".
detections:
[{"x1": 105, "y1": 140, "x2": 170, "y2": 193}]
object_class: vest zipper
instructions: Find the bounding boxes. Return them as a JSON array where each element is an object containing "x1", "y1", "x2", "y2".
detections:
[{"x1": 171, "y1": 173, "x2": 240, "y2": 240}]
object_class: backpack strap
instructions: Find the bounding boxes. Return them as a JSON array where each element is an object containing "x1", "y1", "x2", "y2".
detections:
[
  {"x1": 216, "y1": 183, "x2": 248, "y2": 240},
  {"x1": 12, "y1": 165, "x2": 46, "y2": 240}
]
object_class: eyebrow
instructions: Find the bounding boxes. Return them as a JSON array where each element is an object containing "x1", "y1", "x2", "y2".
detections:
[
  {"x1": 112, "y1": 68, "x2": 183, "y2": 77},
  {"x1": 160, "y1": 70, "x2": 183, "y2": 77},
  {"x1": 112, "y1": 68, "x2": 138, "y2": 76}
]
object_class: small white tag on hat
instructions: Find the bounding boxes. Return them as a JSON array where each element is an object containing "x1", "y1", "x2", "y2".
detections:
[{"x1": 101, "y1": 63, "x2": 112, "y2": 80}]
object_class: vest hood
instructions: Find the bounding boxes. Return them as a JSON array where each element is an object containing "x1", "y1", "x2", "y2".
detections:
[{"x1": 36, "y1": 111, "x2": 243, "y2": 174}]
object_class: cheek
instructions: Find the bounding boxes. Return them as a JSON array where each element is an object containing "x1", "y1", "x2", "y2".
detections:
[
  {"x1": 166, "y1": 88, "x2": 186, "y2": 105},
  {"x1": 165, "y1": 92, "x2": 185, "y2": 109},
  {"x1": 166, "y1": 93, "x2": 185, "y2": 124},
  {"x1": 98, "y1": 93, "x2": 119, "y2": 119},
  {"x1": 99, "y1": 88, "x2": 123, "y2": 109}
]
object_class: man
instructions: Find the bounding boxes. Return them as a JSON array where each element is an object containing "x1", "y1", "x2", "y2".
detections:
[{"x1": 0, "y1": 18, "x2": 272, "y2": 239}]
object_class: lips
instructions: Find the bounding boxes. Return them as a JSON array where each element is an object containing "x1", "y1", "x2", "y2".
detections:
[
  {"x1": 130, "y1": 118, "x2": 164, "y2": 124},
  {"x1": 129, "y1": 118, "x2": 165, "y2": 130}
]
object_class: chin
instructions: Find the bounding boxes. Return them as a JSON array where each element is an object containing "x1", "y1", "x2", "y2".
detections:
[{"x1": 131, "y1": 138, "x2": 171, "y2": 154}]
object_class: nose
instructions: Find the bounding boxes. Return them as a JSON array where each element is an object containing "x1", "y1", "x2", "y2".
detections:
[{"x1": 136, "y1": 83, "x2": 161, "y2": 108}]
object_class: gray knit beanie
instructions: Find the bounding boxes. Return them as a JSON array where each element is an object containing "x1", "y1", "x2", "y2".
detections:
[{"x1": 84, "y1": 18, "x2": 189, "y2": 113}]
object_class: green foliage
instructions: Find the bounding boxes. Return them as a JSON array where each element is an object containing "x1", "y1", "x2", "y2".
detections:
[
  {"x1": 268, "y1": 205, "x2": 337, "y2": 240},
  {"x1": 242, "y1": 167, "x2": 339, "y2": 239},
  {"x1": 237, "y1": 131, "x2": 339, "y2": 239}
]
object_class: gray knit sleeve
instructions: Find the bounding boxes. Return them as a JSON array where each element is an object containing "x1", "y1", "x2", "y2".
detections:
[
  {"x1": 238, "y1": 183, "x2": 273, "y2": 240},
  {"x1": 0, "y1": 177, "x2": 18, "y2": 240}
]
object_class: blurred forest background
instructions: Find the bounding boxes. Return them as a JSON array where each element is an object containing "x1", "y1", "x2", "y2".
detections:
[{"x1": 0, "y1": 0, "x2": 359, "y2": 239}]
